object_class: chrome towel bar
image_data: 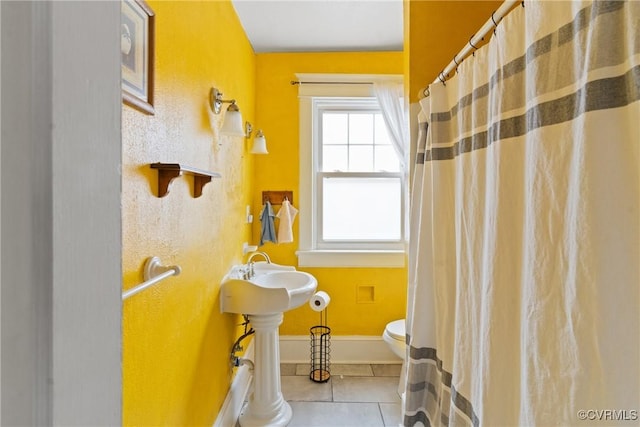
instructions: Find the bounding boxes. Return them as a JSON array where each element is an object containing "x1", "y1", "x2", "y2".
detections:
[{"x1": 122, "y1": 256, "x2": 181, "y2": 301}]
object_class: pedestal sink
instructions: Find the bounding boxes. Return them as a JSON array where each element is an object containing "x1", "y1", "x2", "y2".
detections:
[{"x1": 220, "y1": 262, "x2": 318, "y2": 427}]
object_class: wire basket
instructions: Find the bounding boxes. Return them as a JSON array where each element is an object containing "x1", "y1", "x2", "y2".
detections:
[{"x1": 309, "y1": 325, "x2": 331, "y2": 383}]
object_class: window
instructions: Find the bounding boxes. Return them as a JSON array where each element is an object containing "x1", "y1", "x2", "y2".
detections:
[
  {"x1": 297, "y1": 75, "x2": 407, "y2": 267},
  {"x1": 318, "y1": 102, "x2": 403, "y2": 245}
]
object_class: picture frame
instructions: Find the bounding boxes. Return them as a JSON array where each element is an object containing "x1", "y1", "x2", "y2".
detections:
[{"x1": 121, "y1": 0, "x2": 155, "y2": 115}]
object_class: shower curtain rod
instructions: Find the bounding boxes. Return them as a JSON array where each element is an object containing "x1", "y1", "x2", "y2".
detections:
[{"x1": 423, "y1": 0, "x2": 521, "y2": 96}]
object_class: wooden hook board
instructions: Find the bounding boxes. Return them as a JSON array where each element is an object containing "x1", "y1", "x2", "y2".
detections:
[{"x1": 262, "y1": 191, "x2": 293, "y2": 205}]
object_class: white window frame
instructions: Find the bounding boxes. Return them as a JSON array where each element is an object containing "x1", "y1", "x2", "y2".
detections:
[{"x1": 296, "y1": 74, "x2": 407, "y2": 268}]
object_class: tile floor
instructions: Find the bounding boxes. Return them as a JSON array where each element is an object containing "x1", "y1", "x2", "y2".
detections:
[{"x1": 271, "y1": 363, "x2": 402, "y2": 426}]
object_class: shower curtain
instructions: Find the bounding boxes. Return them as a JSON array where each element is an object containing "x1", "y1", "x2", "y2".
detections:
[{"x1": 405, "y1": 1, "x2": 639, "y2": 426}]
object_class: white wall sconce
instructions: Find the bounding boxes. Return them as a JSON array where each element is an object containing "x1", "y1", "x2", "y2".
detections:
[
  {"x1": 245, "y1": 121, "x2": 268, "y2": 154},
  {"x1": 250, "y1": 130, "x2": 268, "y2": 154},
  {"x1": 210, "y1": 87, "x2": 245, "y2": 137}
]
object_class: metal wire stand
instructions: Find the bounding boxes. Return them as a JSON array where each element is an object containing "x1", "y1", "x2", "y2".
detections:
[{"x1": 309, "y1": 309, "x2": 331, "y2": 383}]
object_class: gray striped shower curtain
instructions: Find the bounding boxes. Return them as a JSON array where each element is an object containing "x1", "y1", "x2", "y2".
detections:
[{"x1": 405, "y1": 1, "x2": 639, "y2": 425}]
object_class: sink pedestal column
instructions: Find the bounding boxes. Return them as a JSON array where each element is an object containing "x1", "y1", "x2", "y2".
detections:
[{"x1": 239, "y1": 313, "x2": 292, "y2": 427}]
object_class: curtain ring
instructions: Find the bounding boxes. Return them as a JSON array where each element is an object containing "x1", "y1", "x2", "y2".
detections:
[
  {"x1": 453, "y1": 55, "x2": 460, "y2": 73},
  {"x1": 469, "y1": 35, "x2": 478, "y2": 56},
  {"x1": 521, "y1": 1, "x2": 525, "y2": 7},
  {"x1": 438, "y1": 72, "x2": 446, "y2": 86},
  {"x1": 491, "y1": 11, "x2": 498, "y2": 36}
]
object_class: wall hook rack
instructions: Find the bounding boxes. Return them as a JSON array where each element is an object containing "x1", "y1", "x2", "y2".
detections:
[{"x1": 261, "y1": 190, "x2": 293, "y2": 205}]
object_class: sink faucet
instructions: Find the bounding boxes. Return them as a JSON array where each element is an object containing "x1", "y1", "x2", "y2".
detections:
[
  {"x1": 246, "y1": 251, "x2": 271, "y2": 278},
  {"x1": 247, "y1": 251, "x2": 271, "y2": 264}
]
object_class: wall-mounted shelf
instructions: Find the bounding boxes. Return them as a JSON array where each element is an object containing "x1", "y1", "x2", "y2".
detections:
[{"x1": 150, "y1": 163, "x2": 221, "y2": 198}]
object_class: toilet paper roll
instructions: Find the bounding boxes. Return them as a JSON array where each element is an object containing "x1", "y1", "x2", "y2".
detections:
[{"x1": 309, "y1": 291, "x2": 331, "y2": 312}]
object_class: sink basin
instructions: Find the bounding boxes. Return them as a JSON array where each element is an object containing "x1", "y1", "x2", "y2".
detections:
[
  {"x1": 220, "y1": 265, "x2": 317, "y2": 315},
  {"x1": 252, "y1": 261, "x2": 296, "y2": 273}
]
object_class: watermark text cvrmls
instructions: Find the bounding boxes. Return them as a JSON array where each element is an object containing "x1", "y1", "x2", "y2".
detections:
[{"x1": 577, "y1": 409, "x2": 638, "y2": 421}]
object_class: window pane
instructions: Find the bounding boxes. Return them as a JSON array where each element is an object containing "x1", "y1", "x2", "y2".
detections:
[
  {"x1": 374, "y1": 146, "x2": 400, "y2": 172},
  {"x1": 374, "y1": 114, "x2": 392, "y2": 145},
  {"x1": 322, "y1": 177, "x2": 401, "y2": 240},
  {"x1": 348, "y1": 145, "x2": 374, "y2": 172},
  {"x1": 348, "y1": 113, "x2": 373, "y2": 144},
  {"x1": 322, "y1": 146, "x2": 348, "y2": 171},
  {"x1": 322, "y1": 113, "x2": 347, "y2": 145}
]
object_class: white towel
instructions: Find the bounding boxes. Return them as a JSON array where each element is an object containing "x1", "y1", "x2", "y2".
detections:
[{"x1": 276, "y1": 200, "x2": 298, "y2": 243}]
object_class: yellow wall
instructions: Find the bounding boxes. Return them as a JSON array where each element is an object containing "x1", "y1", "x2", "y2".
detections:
[
  {"x1": 121, "y1": 0, "x2": 255, "y2": 425},
  {"x1": 120, "y1": 1, "x2": 507, "y2": 424},
  {"x1": 253, "y1": 52, "x2": 407, "y2": 336},
  {"x1": 406, "y1": 0, "x2": 502, "y2": 102}
]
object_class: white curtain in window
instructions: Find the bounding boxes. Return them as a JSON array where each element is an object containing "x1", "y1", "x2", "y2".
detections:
[{"x1": 373, "y1": 81, "x2": 409, "y2": 172}]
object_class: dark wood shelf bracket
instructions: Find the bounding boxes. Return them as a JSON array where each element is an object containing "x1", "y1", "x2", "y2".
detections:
[{"x1": 150, "y1": 163, "x2": 221, "y2": 198}]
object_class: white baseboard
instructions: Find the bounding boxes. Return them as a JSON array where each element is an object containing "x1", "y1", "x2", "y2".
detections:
[
  {"x1": 213, "y1": 341, "x2": 254, "y2": 427},
  {"x1": 279, "y1": 335, "x2": 402, "y2": 364}
]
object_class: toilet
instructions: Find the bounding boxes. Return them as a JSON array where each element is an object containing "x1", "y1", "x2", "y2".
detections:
[{"x1": 383, "y1": 319, "x2": 406, "y2": 360}]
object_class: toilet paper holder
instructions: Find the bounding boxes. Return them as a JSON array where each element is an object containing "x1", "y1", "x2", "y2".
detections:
[{"x1": 309, "y1": 291, "x2": 331, "y2": 383}]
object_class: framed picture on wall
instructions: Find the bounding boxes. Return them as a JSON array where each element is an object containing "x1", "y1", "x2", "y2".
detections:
[{"x1": 121, "y1": 0, "x2": 155, "y2": 115}]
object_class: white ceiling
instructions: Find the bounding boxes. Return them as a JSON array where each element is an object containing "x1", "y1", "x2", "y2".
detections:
[{"x1": 231, "y1": 0, "x2": 404, "y2": 53}]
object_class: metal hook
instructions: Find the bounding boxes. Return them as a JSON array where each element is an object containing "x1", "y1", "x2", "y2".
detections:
[
  {"x1": 453, "y1": 55, "x2": 460, "y2": 73},
  {"x1": 438, "y1": 72, "x2": 446, "y2": 86},
  {"x1": 491, "y1": 11, "x2": 498, "y2": 36},
  {"x1": 521, "y1": 1, "x2": 525, "y2": 7}
]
